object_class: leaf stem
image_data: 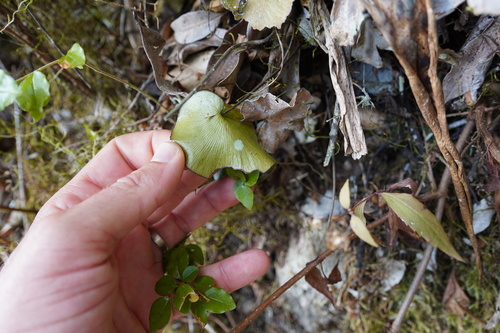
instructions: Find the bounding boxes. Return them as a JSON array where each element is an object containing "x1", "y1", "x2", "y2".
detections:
[{"x1": 15, "y1": 59, "x2": 59, "y2": 83}]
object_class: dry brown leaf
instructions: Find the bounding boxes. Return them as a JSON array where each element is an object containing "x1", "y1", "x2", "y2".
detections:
[
  {"x1": 305, "y1": 266, "x2": 336, "y2": 306},
  {"x1": 136, "y1": 22, "x2": 182, "y2": 96},
  {"x1": 205, "y1": 21, "x2": 248, "y2": 94},
  {"x1": 330, "y1": 0, "x2": 366, "y2": 46},
  {"x1": 443, "y1": 268, "x2": 470, "y2": 315},
  {"x1": 171, "y1": 10, "x2": 223, "y2": 44},
  {"x1": 327, "y1": 266, "x2": 342, "y2": 285},
  {"x1": 310, "y1": 0, "x2": 368, "y2": 159},
  {"x1": 443, "y1": 16, "x2": 500, "y2": 104},
  {"x1": 351, "y1": 19, "x2": 390, "y2": 68},
  {"x1": 168, "y1": 50, "x2": 214, "y2": 91},
  {"x1": 240, "y1": 89, "x2": 313, "y2": 153}
]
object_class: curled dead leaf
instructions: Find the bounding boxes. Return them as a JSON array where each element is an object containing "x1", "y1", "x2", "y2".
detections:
[
  {"x1": 171, "y1": 11, "x2": 223, "y2": 44},
  {"x1": 305, "y1": 266, "x2": 336, "y2": 306},
  {"x1": 443, "y1": 268, "x2": 470, "y2": 315},
  {"x1": 239, "y1": 89, "x2": 314, "y2": 153}
]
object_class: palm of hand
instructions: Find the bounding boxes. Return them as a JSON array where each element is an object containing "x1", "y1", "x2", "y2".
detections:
[{"x1": 0, "y1": 130, "x2": 269, "y2": 332}]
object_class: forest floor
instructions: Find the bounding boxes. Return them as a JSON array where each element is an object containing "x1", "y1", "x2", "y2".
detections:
[{"x1": 1, "y1": 1, "x2": 499, "y2": 332}]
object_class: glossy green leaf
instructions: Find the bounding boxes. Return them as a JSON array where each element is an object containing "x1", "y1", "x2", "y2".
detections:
[
  {"x1": 380, "y1": 192, "x2": 465, "y2": 262},
  {"x1": 16, "y1": 71, "x2": 50, "y2": 121},
  {"x1": 154, "y1": 275, "x2": 177, "y2": 296},
  {"x1": 171, "y1": 90, "x2": 275, "y2": 178},
  {"x1": 245, "y1": 170, "x2": 260, "y2": 186},
  {"x1": 234, "y1": 180, "x2": 254, "y2": 210},
  {"x1": 193, "y1": 275, "x2": 215, "y2": 293},
  {"x1": 181, "y1": 265, "x2": 199, "y2": 283},
  {"x1": 0, "y1": 69, "x2": 19, "y2": 111},
  {"x1": 59, "y1": 43, "x2": 86, "y2": 69},
  {"x1": 339, "y1": 179, "x2": 350, "y2": 209},
  {"x1": 185, "y1": 244, "x2": 204, "y2": 265},
  {"x1": 166, "y1": 247, "x2": 190, "y2": 279},
  {"x1": 173, "y1": 284, "x2": 196, "y2": 314},
  {"x1": 191, "y1": 299, "x2": 209, "y2": 324},
  {"x1": 149, "y1": 297, "x2": 171, "y2": 332},
  {"x1": 203, "y1": 287, "x2": 236, "y2": 313}
]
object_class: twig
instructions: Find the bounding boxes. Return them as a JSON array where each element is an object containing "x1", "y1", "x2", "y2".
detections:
[
  {"x1": 475, "y1": 105, "x2": 500, "y2": 165},
  {"x1": 389, "y1": 120, "x2": 476, "y2": 333},
  {"x1": 0, "y1": 206, "x2": 38, "y2": 214},
  {"x1": 231, "y1": 214, "x2": 389, "y2": 333},
  {"x1": 13, "y1": 104, "x2": 29, "y2": 232}
]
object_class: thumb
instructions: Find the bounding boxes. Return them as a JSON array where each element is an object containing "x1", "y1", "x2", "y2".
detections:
[{"x1": 63, "y1": 142, "x2": 185, "y2": 242}]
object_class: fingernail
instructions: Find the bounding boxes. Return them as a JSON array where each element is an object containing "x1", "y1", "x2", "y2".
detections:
[{"x1": 151, "y1": 142, "x2": 178, "y2": 163}]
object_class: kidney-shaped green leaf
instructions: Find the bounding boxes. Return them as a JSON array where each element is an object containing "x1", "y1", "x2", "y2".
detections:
[
  {"x1": 171, "y1": 91, "x2": 275, "y2": 178},
  {"x1": 0, "y1": 69, "x2": 19, "y2": 111},
  {"x1": 380, "y1": 192, "x2": 465, "y2": 262},
  {"x1": 16, "y1": 71, "x2": 50, "y2": 121}
]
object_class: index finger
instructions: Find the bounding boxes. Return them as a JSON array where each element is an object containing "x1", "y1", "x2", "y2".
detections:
[{"x1": 36, "y1": 130, "x2": 206, "y2": 221}]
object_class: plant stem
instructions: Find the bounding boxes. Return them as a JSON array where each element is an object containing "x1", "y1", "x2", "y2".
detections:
[
  {"x1": 13, "y1": 104, "x2": 29, "y2": 232},
  {"x1": 15, "y1": 59, "x2": 59, "y2": 83}
]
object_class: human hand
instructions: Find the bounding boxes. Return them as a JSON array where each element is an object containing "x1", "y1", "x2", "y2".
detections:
[{"x1": 0, "y1": 130, "x2": 270, "y2": 332}]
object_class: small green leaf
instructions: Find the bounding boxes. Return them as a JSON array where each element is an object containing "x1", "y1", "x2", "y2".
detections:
[
  {"x1": 171, "y1": 90, "x2": 275, "y2": 178},
  {"x1": 59, "y1": 43, "x2": 86, "y2": 69},
  {"x1": 173, "y1": 284, "x2": 196, "y2": 314},
  {"x1": 226, "y1": 168, "x2": 246, "y2": 181},
  {"x1": 166, "y1": 247, "x2": 190, "y2": 279},
  {"x1": 154, "y1": 275, "x2": 177, "y2": 296},
  {"x1": 380, "y1": 192, "x2": 465, "y2": 262},
  {"x1": 193, "y1": 275, "x2": 215, "y2": 293},
  {"x1": 203, "y1": 287, "x2": 236, "y2": 313},
  {"x1": 244, "y1": 170, "x2": 260, "y2": 186},
  {"x1": 191, "y1": 299, "x2": 209, "y2": 325},
  {"x1": 0, "y1": 69, "x2": 19, "y2": 111},
  {"x1": 339, "y1": 179, "x2": 350, "y2": 209},
  {"x1": 234, "y1": 180, "x2": 254, "y2": 210},
  {"x1": 149, "y1": 297, "x2": 171, "y2": 332},
  {"x1": 181, "y1": 265, "x2": 199, "y2": 283},
  {"x1": 185, "y1": 244, "x2": 204, "y2": 265},
  {"x1": 16, "y1": 71, "x2": 50, "y2": 121}
]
